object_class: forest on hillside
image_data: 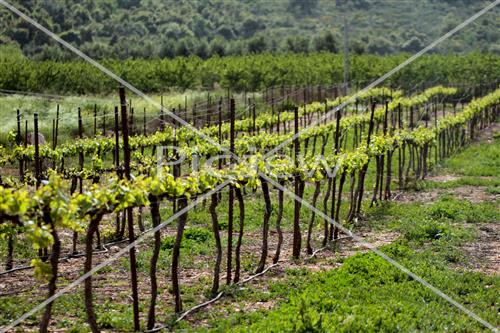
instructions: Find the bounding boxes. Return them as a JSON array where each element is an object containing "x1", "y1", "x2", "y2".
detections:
[{"x1": 0, "y1": 0, "x2": 498, "y2": 60}]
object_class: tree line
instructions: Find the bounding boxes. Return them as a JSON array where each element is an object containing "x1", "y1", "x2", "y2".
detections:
[{"x1": 0, "y1": 51, "x2": 498, "y2": 94}]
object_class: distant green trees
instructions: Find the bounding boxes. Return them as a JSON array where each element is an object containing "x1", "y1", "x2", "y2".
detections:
[
  {"x1": 0, "y1": 52, "x2": 497, "y2": 94},
  {"x1": 315, "y1": 32, "x2": 339, "y2": 53},
  {"x1": 288, "y1": 0, "x2": 319, "y2": 15},
  {"x1": 241, "y1": 18, "x2": 265, "y2": 38},
  {"x1": 248, "y1": 36, "x2": 267, "y2": 54},
  {"x1": 0, "y1": 0, "x2": 497, "y2": 60},
  {"x1": 367, "y1": 37, "x2": 394, "y2": 55}
]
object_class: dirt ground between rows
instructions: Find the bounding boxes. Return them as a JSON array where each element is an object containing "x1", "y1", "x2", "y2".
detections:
[
  {"x1": 0, "y1": 225, "x2": 398, "y2": 331},
  {"x1": 393, "y1": 183, "x2": 498, "y2": 203},
  {"x1": 1, "y1": 123, "x2": 498, "y2": 331},
  {"x1": 393, "y1": 122, "x2": 499, "y2": 277},
  {"x1": 457, "y1": 223, "x2": 499, "y2": 275}
]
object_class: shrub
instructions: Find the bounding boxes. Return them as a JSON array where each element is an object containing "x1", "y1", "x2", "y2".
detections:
[
  {"x1": 403, "y1": 218, "x2": 450, "y2": 243},
  {"x1": 160, "y1": 227, "x2": 212, "y2": 251},
  {"x1": 184, "y1": 227, "x2": 211, "y2": 243}
]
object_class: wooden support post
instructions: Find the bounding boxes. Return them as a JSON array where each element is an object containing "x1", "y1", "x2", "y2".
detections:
[
  {"x1": 410, "y1": 106, "x2": 414, "y2": 129},
  {"x1": 252, "y1": 102, "x2": 256, "y2": 134},
  {"x1": 218, "y1": 98, "x2": 223, "y2": 144},
  {"x1": 114, "y1": 107, "x2": 120, "y2": 168},
  {"x1": 52, "y1": 118, "x2": 55, "y2": 150},
  {"x1": 24, "y1": 120, "x2": 28, "y2": 148},
  {"x1": 227, "y1": 98, "x2": 235, "y2": 284},
  {"x1": 130, "y1": 107, "x2": 135, "y2": 136},
  {"x1": 434, "y1": 101, "x2": 438, "y2": 167},
  {"x1": 119, "y1": 87, "x2": 140, "y2": 332},
  {"x1": 277, "y1": 108, "x2": 281, "y2": 135},
  {"x1": 292, "y1": 106, "x2": 302, "y2": 259},
  {"x1": 271, "y1": 98, "x2": 275, "y2": 134},
  {"x1": 102, "y1": 109, "x2": 106, "y2": 135},
  {"x1": 55, "y1": 105, "x2": 59, "y2": 147},
  {"x1": 143, "y1": 108, "x2": 147, "y2": 136},
  {"x1": 172, "y1": 107, "x2": 179, "y2": 214},
  {"x1": 206, "y1": 95, "x2": 212, "y2": 127},
  {"x1": 330, "y1": 106, "x2": 342, "y2": 240},
  {"x1": 93, "y1": 104, "x2": 97, "y2": 136},
  {"x1": 78, "y1": 108, "x2": 84, "y2": 192},
  {"x1": 160, "y1": 95, "x2": 165, "y2": 131},
  {"x1": 34, "y1": 113, "x2": 41, "y2": 187},
  {"x1": 248, "y1": 98, "x2": 252, "y2": 123},
  {"x1": 17, "y1": 110, "x2": 24, "y2": 182}
]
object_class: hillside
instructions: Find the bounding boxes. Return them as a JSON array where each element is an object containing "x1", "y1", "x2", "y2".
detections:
[{"x1": 0, "y1": 0, "x2": 498, "y2": 60}]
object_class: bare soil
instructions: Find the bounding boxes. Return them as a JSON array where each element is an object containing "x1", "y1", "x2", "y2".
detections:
[
  {"x1": 394, "y1": 185, "x2": 499, "y2": 203},
  {"x1": 2, "y1": 121, "x2": 498, "y2": 331},
  {"x1": 457, "y1": 223, "x2": 500, "y2": 275}
]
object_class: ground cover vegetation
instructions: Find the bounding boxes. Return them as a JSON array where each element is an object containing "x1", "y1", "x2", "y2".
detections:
[{"x1": 0, "y1": 82, "x2": 498, "y2": 332}]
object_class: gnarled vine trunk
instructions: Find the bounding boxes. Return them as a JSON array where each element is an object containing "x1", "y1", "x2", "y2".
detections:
[
  {"x1": 234, "y1": 187, "x2": 245, "y2": 282},
  {"x1": 147, "y1": 196, "x2": 161, "y2": 330},
  {"x1": 5, "y1": 235, "x2": 14, "y2": 270},
  {"x1": 84, "y1": 214, "x2": 103, "y2": 333},
  {"x1": 256, "y1": 178, "x2": 272, "y2": 273},
  {"x1": 172, "y1": 197, "x2": 188, "y2": 313},
  {"x1": 209, "y1": 193, "x2": 222, "y2": 294},
  {"x1": 39, "y1": 217, "x2": 61, "y2": 333},
  {"x1": 334, "y1": 172, "x2": 347, "y2": 240},
  {"x1": 273, "y1": 182, "x2": 284, "y2": 264},
  {"x1": 322, "y1": 178, "x2": 332, "y2": 246},
  {"x1": 306, "y1": 181, "x2": 321, "y2": 254}
]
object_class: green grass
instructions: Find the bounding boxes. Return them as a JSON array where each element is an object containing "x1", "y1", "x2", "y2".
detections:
[
  {"x1": 182, "y1": 132, "x2": 499, "y2": 333},
  {"x1": 211, "y1": 244, "x2": 498, "y2": 333},
  {"x1": 1, "y1": 120, "x2": 498, "y2": 331},
  {"x1": 0, "y1": 90, "x2": 253, "y2": 145},
  {"x1": 1, "y1": 195, "x2": 498, "y2": 332},
  {"x1": 440, "y1": 136, "x2": 500, "y2": 177},
  {"x1": 412, "y1": 176, "x2": 500, "y2": 191},
  {"x1": 181, "y1": 196, "x2": 499, "y2": 332},
  {"x1": 0, "y1": 288, "x2": 143, "y2": 332}
]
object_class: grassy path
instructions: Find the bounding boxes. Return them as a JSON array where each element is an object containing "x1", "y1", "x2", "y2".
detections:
[
  {"x1": 179, "y1": 128, "x2": 500, "y2": 332},
  {"x1": 1, "y1": 128, "x2": 498, "y2": 332}
]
